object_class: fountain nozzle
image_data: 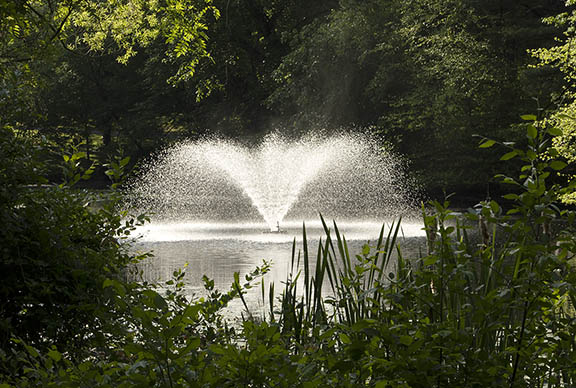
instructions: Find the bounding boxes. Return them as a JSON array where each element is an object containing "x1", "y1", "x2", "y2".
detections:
[
  {"x1": 264, "y1": 221, "x2": 286, "y2": 234},
  {"x1": 272, "y1": 221, "x2": 280, "y2": 233}
]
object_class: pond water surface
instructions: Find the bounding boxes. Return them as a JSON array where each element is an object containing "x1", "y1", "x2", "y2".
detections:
[{"x1": 131, "y1": 220, "x2": 427, "y2": 316}]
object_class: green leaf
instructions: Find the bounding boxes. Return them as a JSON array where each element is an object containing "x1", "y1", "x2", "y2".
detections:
[
  {"x1": 520, "y1": 114, "x2": 537, "y2": 121},
  {"x1": 154, "y1": 293, "x2": 168, "y2": 310},
  {"x1": 500, "y1": 151, "x2": 517, "y2": 161},
  {"x1": 548, "y1": 127, "x2": 563, "y2": 136},
  {"x1": 78, "y1": 362, "x2": 91, "y2": 372},
  {"x1": 550, "y1": 161, "x2": 567, "y2": 171},
  {"x1": 339, "y1": 333, "x2": 352, "y2": 344},
  {"x1": 362, "y1": 244, "x2": 370, "y2": 256},
  {"x1": 479, "y1": 139, "x2": 496, "y2": 148},
  {"x1": 23, "y1": 344, "x2": 39, "y2": 358},
  {"x1": 399, "y1": 335, "x2": 413, "y2": 346},
  {"x1": 47, "y1": 349, "x2": 62, "y2": 362},
  {"x1": 496, "y1": 174, "x2": 518, "y2": 185},
  {"x1": 103, "y1": 278, "x2": 126, "y2": 297},
  {"x1": 527, "y1": 125, "x2": 537, "y2": 139},
  {"x1": 490, "y1": 200, "x2": 500, "y2": 213},
  {"x1": 437, "y1": 329, "x2": 453, "y2": 338},
  {"x1": 423, "y1": 256, "x2": 437, "y2": 266}
]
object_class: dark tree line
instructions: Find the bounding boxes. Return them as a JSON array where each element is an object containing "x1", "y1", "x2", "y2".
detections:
[{"x1": 0, "y1": 0, "x2": 571, "y2": 197}]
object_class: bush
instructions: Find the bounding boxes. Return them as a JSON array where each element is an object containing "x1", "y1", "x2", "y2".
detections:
[
  {"x1": 1, "y1": 116, "x2": 575, "y2": 387},
  {"x1": 0, "y1": 126, "x2": 147, "y2": 360}
]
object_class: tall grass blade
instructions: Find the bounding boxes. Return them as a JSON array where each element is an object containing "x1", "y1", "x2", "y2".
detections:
[
  {"x1": 320, "y1": 216, "x2": 340, "y2": 301},
  {"x1": 302, "y1": 222, "x2": 310, "y2": 315},
  {"x1": 269, "y1": 281, "x2": 275, "y2": 322},
  {"x1": 233, "y1": 272, "x2": 251, "y2": 319},
  {"x1": 380, "y1": 218, "x2": 402, "y2": 284},
  {"x1": 332, "y1": 221, "x2": 350, "y2": 274},
  {"x1": 368, "y1": 222, "x2": 388, "y2": 289},
  {"x1": 290, "y1": 237, "x2": 296, "y2": 275}
]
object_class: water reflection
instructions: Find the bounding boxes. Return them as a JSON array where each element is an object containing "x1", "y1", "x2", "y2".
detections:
[{"x1": 131, "y1": 220, "x2": 426, "y2": 315}]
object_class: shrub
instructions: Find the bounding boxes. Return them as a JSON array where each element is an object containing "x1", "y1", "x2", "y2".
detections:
[
  {"x1": 1, "y1": 115, "x2": 575, "y2": 387},
  {"x1": 0, "y1": 126, "x2": 147, "y2": 360}
]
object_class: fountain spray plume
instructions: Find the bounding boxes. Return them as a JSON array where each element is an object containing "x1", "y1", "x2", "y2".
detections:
[{"x1": 126, "y1": 131, "x2": 418, "y2": 230}]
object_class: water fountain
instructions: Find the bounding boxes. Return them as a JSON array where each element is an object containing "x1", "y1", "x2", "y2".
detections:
[
  {"x1": 127, "y1": 132, "x2": 425, "y2": 305},
  {"x1": 128, "y1": 132, "x2": 417, "y2": 232}
]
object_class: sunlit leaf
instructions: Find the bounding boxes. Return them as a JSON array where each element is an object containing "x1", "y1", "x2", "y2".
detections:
[
  {"x1": 500, "y1": 151, "x2": 517, "y2": 161},
  {"x1": 527, "y1": 125, "x2": 537, "y2": 139},
  {"x1": 550, "y1": 160, "x2": 567, "y2": 170},
  {"x1": 479, "y1": 139, "x2": 496, "y2": 148}
]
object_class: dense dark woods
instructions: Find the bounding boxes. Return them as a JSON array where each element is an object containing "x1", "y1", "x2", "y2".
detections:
[
  {"x1": 3, "y1": 0, "x2": 576, "y2": 387},
  {"x1": 1, "y1": 0, "x2": 570, "y2": 196}
]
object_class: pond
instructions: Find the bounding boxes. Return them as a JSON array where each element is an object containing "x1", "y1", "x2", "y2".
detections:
[
  {"x1": 126, "y1": 133, "x2": 424, "y2": 316},
  {"x1": 131, "y1": 219, "x2": 427, "y2": 316}
]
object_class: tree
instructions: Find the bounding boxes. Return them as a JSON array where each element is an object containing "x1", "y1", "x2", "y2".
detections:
[
  {"x1": 532, "y1": 0, "x2": 576, "y2": 202},
  {"x1": 266, "y1": 0, "x2": 566, "y2": 196},
  {"x1": 0, "y1": 0, "x2": 219, "y2": 127},
  {"x1": 1, "y1": 0, "x2": 220, "y2": 164},
  {"x1": 1, "y1": 0, "x2": 219, "y2": 81}
]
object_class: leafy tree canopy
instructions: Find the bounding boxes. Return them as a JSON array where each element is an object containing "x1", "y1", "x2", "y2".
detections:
[
  {"x1": 531, "y1": 0, "x2": 576, "y2": 202},
  {"x1": 1, "y1": 0, "x2": 219, "y2": 80}
]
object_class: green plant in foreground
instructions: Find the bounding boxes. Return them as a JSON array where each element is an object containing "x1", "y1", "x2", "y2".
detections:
[
  {"x1": 256, "y1": 115, "x2": 576, "y2": 387},
  {"x1": 2, "y1": 115, "x2": 576, "y2": 387}
]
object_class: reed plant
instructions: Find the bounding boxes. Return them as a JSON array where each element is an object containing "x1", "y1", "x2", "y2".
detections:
[
  {"x1": 258, "y1": 115, "x2": 576, "y2": 387},
  {"x1": 3, "y1": 116, "x2": 576, "y2": 387}
]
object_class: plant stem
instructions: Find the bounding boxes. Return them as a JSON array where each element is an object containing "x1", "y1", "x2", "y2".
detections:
[
  {"x1": 165, "y1": 337, "x2": 174, "y2": 388},
  {"x1": 510, "y1": 300, "x2": 529, "y2": 388}
]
